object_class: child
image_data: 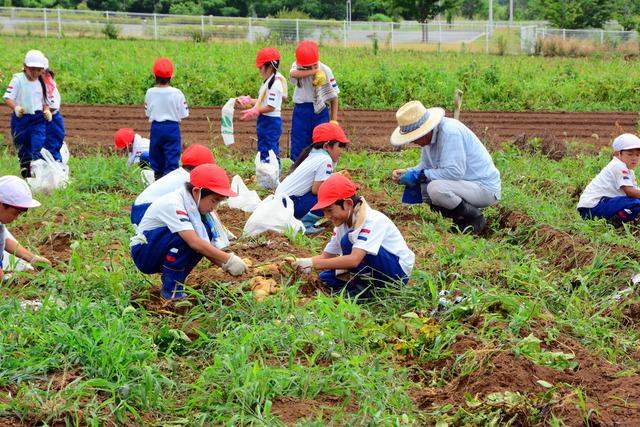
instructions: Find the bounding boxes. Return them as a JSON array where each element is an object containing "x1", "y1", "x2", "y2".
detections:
[
  {"x1": 42, "y1": 57, "x2": 65, "y2": 163},
  {"x1": 0, "y1": 175, "x2": 51, "y2": 281},
  {"x1": 293, "y1": 174, "x2": 415, "y2": 298},
  {"x1": 238, "y1": 47, "x2": 287, "y2": 168},
  {"x1": 130, "y1": 164, "x2": 248, "y2": 300},
  {"x1": 3, "y1": 50, "x2": 52, "y2": 178},
  {"x1": 144, "y1": 58, "x2": 189, "y2": 181},
  {"x1": 114, "y1": 128, "x2": 150, "y2": 168},
  {"x1": 276, "y1": 122, "x2": 349, "y2": 233},
  {"x1": 577, "y1": 133, "x2": 640, "y2": 227},
  {"x1": 131, "y1": 144, "x2": 215, "y2": 226},
  {"x1": 289, "y1": 41, "x2": 340, "y2": 161}
]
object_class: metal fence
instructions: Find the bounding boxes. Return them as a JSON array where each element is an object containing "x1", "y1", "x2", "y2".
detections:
[
  {"x1": 520, "y1": 25, "x2": 638, "y2": 54},
  {"x1": 0, "y1": 7, "x2": 636, "y2": 55}
]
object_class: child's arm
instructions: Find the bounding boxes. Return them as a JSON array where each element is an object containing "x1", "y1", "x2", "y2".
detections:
[
  {"x1": 312, "y1": 248, "x2": 366, "y2": 270},
  {"x1": 4, "y1": 98, "x2": 17, "y2": 110},
  {"x1": 179, "y1": 229, "x2": 230, "y2": 265},
  {"x1": 4, "y1": 238, "x2": 51, "y2": 266},
  {"x1": 329, "y1": 98, "x2": 339, "y2": 122},
  {"x1": 290, "y1": 68, "x2": 318, "y2": 79},
  {"x1": 622, "y1": 186, "x2": 640, "y2": 198}
]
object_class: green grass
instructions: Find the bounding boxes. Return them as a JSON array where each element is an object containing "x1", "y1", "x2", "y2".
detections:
[
  {"x1": 0, "y1": 36, "x2": 639, "y2": 111},
  {"x1": 1, "y1": 142, "x2": 640, "y2": 424}
]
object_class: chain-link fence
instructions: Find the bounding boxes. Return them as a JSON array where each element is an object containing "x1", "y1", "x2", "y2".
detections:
[{"x1": 521, "y1": 25, "x2": 638, "y2": 54}]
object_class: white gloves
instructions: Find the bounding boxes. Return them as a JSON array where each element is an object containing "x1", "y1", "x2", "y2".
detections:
[
  {"x1": 293, "y1": 257, "x2": 314, "y2": 273},
  {"x1": 43, "y1": 109, "x2": 52, "y2": 122},
  {"x1": 31, "y1": 255, "x2": 51, "y2": 267},
  {"x1": 222, "y1": 253, "x2": 248, "y2": 276},
  {"x1": 14, "y1": 106, "x2": 25, "y2": 118}
]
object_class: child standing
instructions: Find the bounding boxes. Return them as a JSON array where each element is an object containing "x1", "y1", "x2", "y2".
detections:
[
  {"x1": 3, "y1": 50, "x2": 52, "y2": 178},
  {"x1": 114, "y1": 128, "x2": 150, "y2": 168},
  {"x1": 238, "y1": 47, "x2": 287, "y2": 167},
  {"x1": 289, "y1": 41, "x2": 340, "y2": 161},
  {"x1": 577, "y1": 133, "x2": 640, "y2": 227},
  {"x1": 130, "y1": 164, "x2": 248, "y2": 300},
  {"x1": 276, "y1": 122, "x2": 349, "y2": 233},
  {"x1": 144, "y1": 58, "x2": 189, "y2": 181},
  {"x1": 42, "y1": 57, "x2": 65, "y2": 163},
  {"x1": 293, "y1": 175, "x2": 415, "y2": 299}
]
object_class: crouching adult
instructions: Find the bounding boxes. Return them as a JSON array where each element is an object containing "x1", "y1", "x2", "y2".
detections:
[{"x1": 390, "y1": 101, "x2": 501, "y2": 235}]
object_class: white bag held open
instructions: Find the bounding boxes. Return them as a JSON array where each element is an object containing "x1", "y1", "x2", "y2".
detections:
[
  {"x1": 27, "y1": 148, "x2": 70, "y2": 194},
  {"x1": 255, "y1": 150, "x2": 279, "y2": 190},
  {"x1": 243, "y1": 194, "x2": 304, "y2": 237},
  {"x1": 227, "y1": 175, "x2": 261, "y2": 213}
]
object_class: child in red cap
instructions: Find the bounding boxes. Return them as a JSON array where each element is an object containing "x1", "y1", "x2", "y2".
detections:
[
  {"x1": 144, "y1": 58, "x2": 189, "y2": 181},
  {"x1": 130, "y1": 164, "x2": 248, "y2": 300},
  {"x1": 114, "y1": 128, "x2": 150, "y2": 168},
  {"x1": 293, "y1": 175, "x2": 415, "y2": 299},
  {"x1": 289, "y1": 41, "x2": 340, "y2": 162},
  {"x1": 276, "y1": 122, "x2": 349, "y2": 233},
  {"x1": 237, "y1": 47, "x2": 288, "y2": 168}
]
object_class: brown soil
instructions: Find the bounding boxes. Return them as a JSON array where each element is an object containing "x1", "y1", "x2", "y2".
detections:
[
  {"x1": 270, "y1": 394, "x2": 358, "y2": 426},
  {"x1": 37, "y1": 232, "x2": 73, "y2": 264},
  {"x1": 2, "y1": 105, "x2": 636, "y2": 157}
]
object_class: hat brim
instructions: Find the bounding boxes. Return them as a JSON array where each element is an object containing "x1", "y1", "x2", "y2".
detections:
[
  {"x1": 311, "y1": 199, "x2": 334, "y2": 211},
  {"x1": 13, "y1": 199, "x2": 41, "y2": 209},
  {"x1": 25, "y1": 61, "x2": 46, "y2": 68},
  {"x1": 211, "y1": 187, "x2": 238, "y2": 198},
  {"x1": 617, "y1": 143, "x2": 640, "y2": 151},
  {"x1": 389, "y1": 107, "x2": 445, "y2": 147}
]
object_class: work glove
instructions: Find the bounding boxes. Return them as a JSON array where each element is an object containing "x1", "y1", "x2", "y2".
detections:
[
  {"x1": 293, "y1": 257, "x2": 314, "y2": 273},
  {"x1": 312, "y1": 70, "x2": 327, "y2": 87},
  {"x1": 31, "y1": 255, "x2": 51, "y2": 267},
  {"x1": 43, "y1": 109, "x2": 52, "y2": 122},
  {"x1": 222, "y1": 253, "x2": 248, "y2": 276},
  {"x1": 399, "y1": 169, "x2": 427, "y2": 186},
  {"x1": 237, "y1": 95, "x2": 255, "y2": 107},
  {"x1": 14, "y1": 106, "x2": 25, "y2": 118},
  {"x1": 240, "y1": 106, "x2": 260, "y2": 121}
]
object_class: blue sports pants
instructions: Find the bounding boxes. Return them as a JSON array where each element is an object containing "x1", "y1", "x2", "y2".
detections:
[
  {"x1": 150, "y1": 121, "x2": 181, "y2": 178},
  {"x1": 290, "y1": 192, "x2": 323, "y2": 220},
  {"x1": 11, "y1": 112, "x2": 46, "y2": 167},
  {"x1": 257, "y1": 115, "x2": 282, "y2": 165},
  {"x1": 578, "y1": 196, "x2": 640, "y2": 222},
  {"x1": 130, "y1": 226, "x2": 202, "y2": 276},
  {"x1": 44, "y1": 112, "x2": 65, "y2": 162},
  {"x1": 290, "y1": 103, "x2": 329, "y2": 162}
]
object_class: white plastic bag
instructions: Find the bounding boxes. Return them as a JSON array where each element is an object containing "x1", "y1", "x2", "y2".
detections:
[
  {"x1": 27, "y1": 148, "x2": 70, "y2": 194},
  {"x1": 243, "y1": 194, "x2": 304, "y2": 237},
  {"x1": 60, "y1": 142, "x2": 70, "y2": 164},
  {"x1": 221, "y1": 98, "x2": 236, "y2": 146},
  {"x1": 227, "y1": 175, "x2": 261, "y2": 212},
  {"x1": 3, "y1": 251, "x2": 34, "y2": 272},
  {"x1": 207, "y1": 211, "x2": 231, "y2": 249},
  {"x1": 255, "y1": 150, "x2": 279, "y2": 190},
  {"x1": 141, "y1": 169, "x2": 155, "y2": 186}
]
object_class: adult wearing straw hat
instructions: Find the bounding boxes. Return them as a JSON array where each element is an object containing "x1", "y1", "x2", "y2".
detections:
[{"x1": 389, "y1": 101, "x2": 501, "y2": 235}]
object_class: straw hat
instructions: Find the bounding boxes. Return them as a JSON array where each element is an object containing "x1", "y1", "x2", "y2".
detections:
[{"x1": 390, "y1": 101, "x2": 445, "y2": 146}]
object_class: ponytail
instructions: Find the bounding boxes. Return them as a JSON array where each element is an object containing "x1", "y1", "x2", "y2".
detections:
[
  {"x1": 266, "y1": 60, "x2": 280, "y2": 90},
  {"x1": 37, "y1": 75, "x2": 48, "y2": 105},
  {"x1": 288, "y1": 140, "x2": 344, "y2": 175}
]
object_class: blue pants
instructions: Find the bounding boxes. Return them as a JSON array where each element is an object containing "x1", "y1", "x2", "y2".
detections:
[
  {"x1": 290, "y1": 192, "x2": 323, "y2": 220},
  {"x1": 290, "y1": 103, "x2": 329, "y2": 162},
  {"x1": 11, "y1": 112, "x2": 46, "y2": 168},
  {"x1": 44, "y1": 112, "x2": 65, "y2": 162},
  {"x1": 319, "y1": 234, "x2": 408, "y2": 299},
  {"x1": 139, "y1": 152, "x2": 150, "y2": 168},
  {"x1": 257, "y1": 115, "x2": 282, "y2": 165},
  {"x1": 150, "y1": 121, "x2": 181, "y2": 178},
  {"x1": 578, "y1": 196, "x2": 640, "y2": 222},
  {"x1": 131, "y1": 226, "x2": 202, "y2": 277},
  {"x1": 130, "y1": 203, "x2": 151, "y2": 226}
]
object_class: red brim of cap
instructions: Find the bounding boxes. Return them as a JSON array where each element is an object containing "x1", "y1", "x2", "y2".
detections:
[
  {"x1": 210, "y1": 187, "x2": 238, "y2": 198},
  {"x1": 311, "y1": 198, "x2": 336, "y2": 211}
]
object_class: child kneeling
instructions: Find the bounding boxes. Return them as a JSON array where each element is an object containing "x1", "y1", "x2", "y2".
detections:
[
  {"x1": 577, "y1": 133, "x2": 640, "y2": 227},
  {"x1": 130, "y1": 164, "x2": 247, "y2": 300},
  {"x1": 293, "y1": 175, "x2": 415, "y2": 298}
]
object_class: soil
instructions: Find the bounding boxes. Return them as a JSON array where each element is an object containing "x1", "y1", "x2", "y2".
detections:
[
  {"x1": 37, "y1": 232, "x2": 73, "y2": 264},
  {"x1": 2, "y1": 105, "x2": 636, "y2": 157},
  {"x1": 270, "y1": 394, "x2": 358, "y2": 426}
]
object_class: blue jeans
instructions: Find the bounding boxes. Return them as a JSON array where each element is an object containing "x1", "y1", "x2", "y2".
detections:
[
  {"x1": 290, "y1": 192, "x2": 323, "y2": 219},
  {"x1": 578, "y1": 196, "x2": 640, "y2": 222},
  {"x1": 257, "y1": 115, "x2": 282, "y2": 166},
  {"x1": 150, "y1": 121, "x2": 181, "y2": 178},
  {"x1": 11, "y1": 112, "x2": 46, "y2": 167},
  {"x1": 130, "y1": 226, "x2": 202, "y2": 276},
  {"x1": 319, "y1": 234, "x2": 409, "y2": 298},
  {"x1": 45, "y1": 112, "x2": 65, "y2": 162},
  {"x1": 290, "y1": 103, "x2": 329, "y2": 162}
]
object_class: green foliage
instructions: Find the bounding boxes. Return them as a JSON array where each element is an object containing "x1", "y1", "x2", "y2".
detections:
[
  {"x1": 101, "y1": 21, "x2": 119, "y2": 39},
  {"x1": 368, "y1": 12, "x2": 393, "y2": 22},
  {"x1": 529, "y1": 0, "x2": 616, "y2": 29},
  {"x1": 460, "y1": 0, "x2": 482, "y2": 19}
]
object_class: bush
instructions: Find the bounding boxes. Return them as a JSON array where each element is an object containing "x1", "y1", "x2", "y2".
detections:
[
  {"x1": 169, "y1": 1, "x2": 204, "y2": 16},
  {"x1": 368, "y1": 13, "x2": 392, "y2": 22},
  {"x1": 102, "y1": 21, "x2": 119, "y2": 39},
  {"x1": 263, "y1": 8, "x2": 313, "y2": 43}
]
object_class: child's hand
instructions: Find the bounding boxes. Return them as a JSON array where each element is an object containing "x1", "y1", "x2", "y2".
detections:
[
  {"x1": 240, "y1": 106, "x2": 260, "y2": 121},
  {"x1": 14, "y1": 106, "x2": 25, "y2": 118},
  {"x1": 43, "y1": 109, "x2": 52, "y2": 122},
  {"x1": 237, "y1": 95, "x2": 255, "y2": 107},
  {"x1": 293, "y1": 258, "x2": 314, "y2": 273}
]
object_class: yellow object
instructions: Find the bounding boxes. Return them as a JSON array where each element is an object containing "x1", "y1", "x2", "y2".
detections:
[
  {"x1": 312, "y1": 70, "x2": 327, "y2": 87},
  {"x1": 14, "y1": 106, "x2": 25, "y2": 118},
  {"x1": 250, "y1": 276, "x2": 282, "y2": 302},
  {"x1": 330, "y1": 120, "x2": 339, "y2": 125},
  {"x1": 43, "y1": 109, "x2": 52, "y2": 122}
]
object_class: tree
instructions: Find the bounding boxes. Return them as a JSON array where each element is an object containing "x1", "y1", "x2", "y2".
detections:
[
  {"x1": 528, "y1": 0, "x2": 615, "y2": 28},
  {"x1": 460, "y1": 0, "x2": 482, "y2": 19},
  {"x1": 393, "y1": 0, "x2": 459, "y2": 41},
  {"x1": 613, "y1": 0, "x2": 640, "y2": 30}
]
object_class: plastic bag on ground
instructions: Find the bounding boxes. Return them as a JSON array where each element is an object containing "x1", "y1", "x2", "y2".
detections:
[
  {"x1": 27, "y1": 148, "x2": 70, "y2": 194},
  {"x1": 227, "y1": 175, "x2": 261, "y2": 212},
  {"x1": 243, "y1": 194, "x2": 304, "y2": 237},
  {"x1": 60, "y1": 142, "x2": 70, "y2": 164},
  {"x1": 221, "y1": 98, "x2": 236, "y2": 146},
  {"x1": 255, "y1": 150, "x2": 279, "y2": 190},
  {"x1": 141, "y1": 169, "x2": 155, "y2": 186}
]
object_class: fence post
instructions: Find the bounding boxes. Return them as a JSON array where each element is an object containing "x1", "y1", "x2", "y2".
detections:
[
  {"x1": 343, "y1": 20, "x2": 347, "y2": 48},
  {"x1": 562, "y1": 28, "x2": 565, "y2": 40},
  {"x1": 44, "y1": 8, "x2": 48, "y2": 38},
  {"x1": 106, "y1": 11, "x2": 109, "y2": 21},
  {"x1": 600, "y1": 29, "x2": 604, "y2": 44},
  {"x1": 248, "y1": 17, "x2": 252, "y2": 42},
  {"x1": 438, "y1": 21, "x2": 442, "y2": 52},
  {"x1": 57, "y1": 8, "x2": 61, "y2": 37},
  {"x1": 153, "y1": 13, "x2": 157, "y2": 40},
  {"x1": 201, "y1": 15, "x2": 204, "y2": 39},
  {"x1": 390, "y1": 22, "x2": 394, "y2": 50},
  {"x1": 296, "y1": 19, "x2": 299, "y2": 43},
  {"x1": 485, "y1": 23, "x2": 489, "y2": 54}
]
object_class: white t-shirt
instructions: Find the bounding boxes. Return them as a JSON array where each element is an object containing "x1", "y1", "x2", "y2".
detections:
[
  {"x1": 127, "y1": 134, "x2": 150, "y2": 166},
  {"x1": 3, "y1": 73, "x2": 44, "y2": 113},
  {"x1": 324, "y1": 208, "x2": 415, "y2": 275},
  {"x1": 578, "y1": 157, "x2": 638, "y2": 208},
  {"x1": 136, "y1": 190, "x2": 194, "y2": 235},
  {"x1": 144, "y1": 86, "x2": 189, "y2": 123},
  {"x1": 276, "y1": 149, "x2": 333, "y2": 197},
  {"x1": 134, "y1": 168, "x2": 189, "y2": 206},
  {"x1": 289, "y1": 62, "x2": 339, "y2": 104},
  {"x1": 257, "y1": 72, "x2": 285, "y2": 118}
]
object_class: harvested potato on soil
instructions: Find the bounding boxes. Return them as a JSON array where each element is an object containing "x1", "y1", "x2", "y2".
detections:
[
  {"x1": 242, "y1": 258, "x2": 253, "y2": 268},
  {"x1": 250, "y1": 276, "x2": 283, "y2": 301}
]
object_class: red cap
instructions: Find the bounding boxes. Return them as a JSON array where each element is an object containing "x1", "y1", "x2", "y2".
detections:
[
  {"x1": 181, "y1": 144, "x2": 216, "y2": 167},
  {"x1": 190, "y1": 164, "x2": 237, "y2": 198},
  {"x1": 312, "y1": 122, "x2": 350, "y2": 144},
  {"x1": 311, "y1": 174, "x2": 358, "y2": 210},
  {"x1": 256, "y1": 48, "x2": 280, "y2": 68},
  {"x1": 153, "y1": 58, "x2": 173, "y2": 78},
  {"x1": 114, "y1": 128, "x2": 135, "y2": 149},
  {"x1": 295, "y1": 41, "x2": 319, "y2": 67}
]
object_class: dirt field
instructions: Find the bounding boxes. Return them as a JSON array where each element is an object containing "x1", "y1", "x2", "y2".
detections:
[{"x1": 1, "y1": 105, "x2": 637, "y2": 157}]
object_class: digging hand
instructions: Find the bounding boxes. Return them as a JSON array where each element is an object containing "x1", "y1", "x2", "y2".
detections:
[
  {"x1": 293, "y1": 257, "x2": 314, "y2": 273},
  {"x1": 312, "y1": 70, "x2": 327, "y2": 87},
  {"x1": 222, "y1": 253, "x2": 248, "y2": 276},
  {"x1": 391, "y1": 169, "x2": 406, "y2": 183},
  {"x1": 399, "y1": 169, "x2": 427, "y2": 186},
  {"x1": 14, "y1": 106, "x2": 25, "y2": 118},
  {"x1": 31, "y1": 255, "x2": 51, "y2": 267},
  {"x1": 43, "y1": 109, "x2": 52, "y2": 122}
]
